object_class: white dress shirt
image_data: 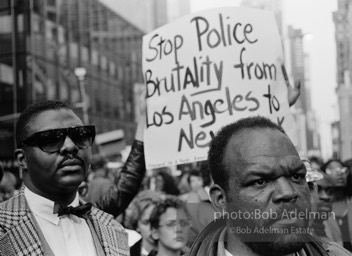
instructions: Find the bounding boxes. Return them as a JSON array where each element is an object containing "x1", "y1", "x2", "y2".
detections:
[
  {"x1": 25, "y1": 187, "x2": 98, "y2": 256},
  {"x1": 225, "y1": 249, "x2": 233, "y2": 256}
]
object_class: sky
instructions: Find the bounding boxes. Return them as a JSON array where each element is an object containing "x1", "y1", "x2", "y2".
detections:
[{"x1": 191, "y1": 0, "x2": 338, "y2": 159}]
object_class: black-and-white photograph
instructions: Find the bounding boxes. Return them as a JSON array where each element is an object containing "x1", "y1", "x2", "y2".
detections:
[{"x1": 0, "y1": 1, "x2": 351, "y2": 255}]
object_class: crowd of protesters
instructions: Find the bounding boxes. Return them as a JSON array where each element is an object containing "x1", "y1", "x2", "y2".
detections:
[
  {"x1": 3, "y1": 137, "x2": 352, "y2": 255},
  {"x1": 0, "y1": 68, "x2": 352, "y2": 255}
]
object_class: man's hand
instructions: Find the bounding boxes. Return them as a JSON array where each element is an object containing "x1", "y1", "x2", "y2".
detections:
[{"x1": 282, "y1": 65, "x2": 301, "y2": 107}]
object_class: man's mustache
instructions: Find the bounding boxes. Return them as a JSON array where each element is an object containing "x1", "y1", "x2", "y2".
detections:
[{"x1": 57, "y1": 155, "x2": 84, "y2": 169}]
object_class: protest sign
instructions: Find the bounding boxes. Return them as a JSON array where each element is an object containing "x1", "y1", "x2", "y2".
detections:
[{"x1": 142, "y1": 7, "x2": 297, "y2": 169}]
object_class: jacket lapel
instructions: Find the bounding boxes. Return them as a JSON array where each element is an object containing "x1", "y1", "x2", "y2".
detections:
[
  {"x1": 1, "y1": 190, "x2": 129, "y2": 256},
  {"x1": 88, "y1": 207, "x2": 129, "y2": 256},
  {"x1": 0, "y1": 189, "x2": 45, "y2": 256},
  {"x1": 0, "y1": 232, "x2": 16, "y2": 256}
]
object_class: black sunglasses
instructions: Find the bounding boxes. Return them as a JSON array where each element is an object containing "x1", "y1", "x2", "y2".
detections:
[{"x1": 21, "y1": 125, "x2": 95, "y2": 153}]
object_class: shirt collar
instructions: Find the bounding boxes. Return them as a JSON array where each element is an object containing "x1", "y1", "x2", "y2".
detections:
[
  {"x1": 217, "y1": 227, "x2": 229, "y2": 256},
  {"x1": 24, "y1": 187, "x2": 79, "y2": 225},
  {"x1": 224, "y1": 249, "x2": 233, "y2": 256}
]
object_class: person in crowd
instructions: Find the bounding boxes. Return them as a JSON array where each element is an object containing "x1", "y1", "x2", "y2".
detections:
[
  {"x1": 314, "y1": 172, "x2": 336, "y2": 238},
  {"x1": 85, "y1": 155, "x2": 112, "y2": 204},
  {"x1": 177, "y1": 164, "x2": 193, "y2": 195},
  {"x1": 78, "y1": 179, "x2": 89, "y2": 198},
  {"x1": 196, "y1": 161, "x2": 213, "y2": 191},
  {"x1": 0, "y1": 170, "x2": 17, "y2": 203},
  {"x1": 179, "y1": 169, "x2": 216, "y2": 247},
  {"x1": 305, "y1": 160, "x2": 350, "y2": 252},
  {"x1": 177, "y1": 172, "x2": 191, "y2": 195},
  {"x1": 321, "y1": 159, "x2": 352, "y2": 251},
  {"x1": 149, "y1": 196, "x2": 191, "y2": 256},
  {"x1": 303, "y1": 158, "x2": 335, "y2": 238},
  {"x1": 124, "y1": 190, "x2": 163, "y2": 256},
  {"x1": 321, "y1": 159, "x2": 350, "y2": 197},
  {"x1": 187, "y1": 170, "x2": 204, "y2": 193},
  {"x1": 187, "y1": 116, "x2": 351, "y2": 256},
  {"x1": 0, "y1": 100, "x2": 129, "y2": 255},
  {"x1": 154, "y1": 171, "x2": 180, "y2": 196},
  {"x1": 309, "y1": 156, "x2": 324, "y2": 171},
  {"x1": 107, "y1": 161, "x2": 124, "y2": 184}
]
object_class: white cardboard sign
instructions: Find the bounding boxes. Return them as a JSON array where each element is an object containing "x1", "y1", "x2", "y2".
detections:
[{"x1": 143, "y1": 7, "x2": 296, "y2": 169}]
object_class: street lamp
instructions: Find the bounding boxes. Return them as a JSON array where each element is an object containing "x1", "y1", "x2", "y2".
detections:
[{"x1": 74, "y1": 67, "x2": 89, "y2": 124}]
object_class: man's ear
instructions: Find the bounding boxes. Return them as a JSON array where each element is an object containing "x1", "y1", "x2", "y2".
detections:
[
  {"x1": 15, "y1": 149, "x2": 27, "y2": 170},
  {"x1": 150, "y1": 227, "x2": 159, "y2": 241},
  {"x1": 210, "y1": 184, "x2": 227, "y2": 212}
]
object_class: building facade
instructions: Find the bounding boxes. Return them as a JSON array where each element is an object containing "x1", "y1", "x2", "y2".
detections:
[
  {"x1": 241, "y1": 0, "x2": 283, "y2": 36},
  {"x1": 101, "y1": 0, "x2": 190, "y2": 33},
  {"x1": 241, "y1": 0, "x2": 321, "y2": 157},
  {"x1": 333, "y1": 0, "x2": 352, "y2": 160},
  {"x1": 331, "y1": 120, "x2": 340, "y2": 159},
  {"x1": 101, "y1": 0, "x2": 168, "y2": 33},
  {"x1": 0, "y1": 0, "x2": 144, "y2": 161},
  {"x1": 167, "y1": 0, "x2": 190, "y2": 23},
  {"x1": 287, "y1": 26, "x2": 321, "y2": 157}
]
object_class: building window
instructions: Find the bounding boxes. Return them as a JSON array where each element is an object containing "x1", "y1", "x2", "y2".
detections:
[{"x1": 48, "y1": 0, "x2": 56, "y2": 7}]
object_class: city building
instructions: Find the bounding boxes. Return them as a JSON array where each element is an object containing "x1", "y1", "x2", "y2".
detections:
[
  {"x1": 287, "y1": 26, "x2": 321, "y2": 157},
  {"x1": 241, "y1": 0, "x2": 321, "y2": 157},
  {"x1": 101, "y1": 0, "x2": 167, "y2": 33},
  {"x1": 0, "y1": 0, "x2": 144, "y2": 163},
  {"x1": 101, "y1": 0, "x2": 190, "y2": 33},
  {"x1": 333, "y1": 0, "x2": 352, "y2": 160},
  {"x1": 241, "y1": 0, "x2": 283, "y2": 36},
  {"x1": 167, "y1": 0, "x2": 190, "y2": 23},
  {"x1": 331, "y1": 120, "x2": 340, "y2": 159}
]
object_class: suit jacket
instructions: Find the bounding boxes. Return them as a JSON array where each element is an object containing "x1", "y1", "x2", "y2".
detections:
[{"x1": 0, "y1": 188, "x2": 130, "y2": 256}]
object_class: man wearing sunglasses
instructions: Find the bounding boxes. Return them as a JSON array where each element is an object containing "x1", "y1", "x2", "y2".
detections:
[{"x1": 0, "y1": 101, "x2": 129, "y2": 256}]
